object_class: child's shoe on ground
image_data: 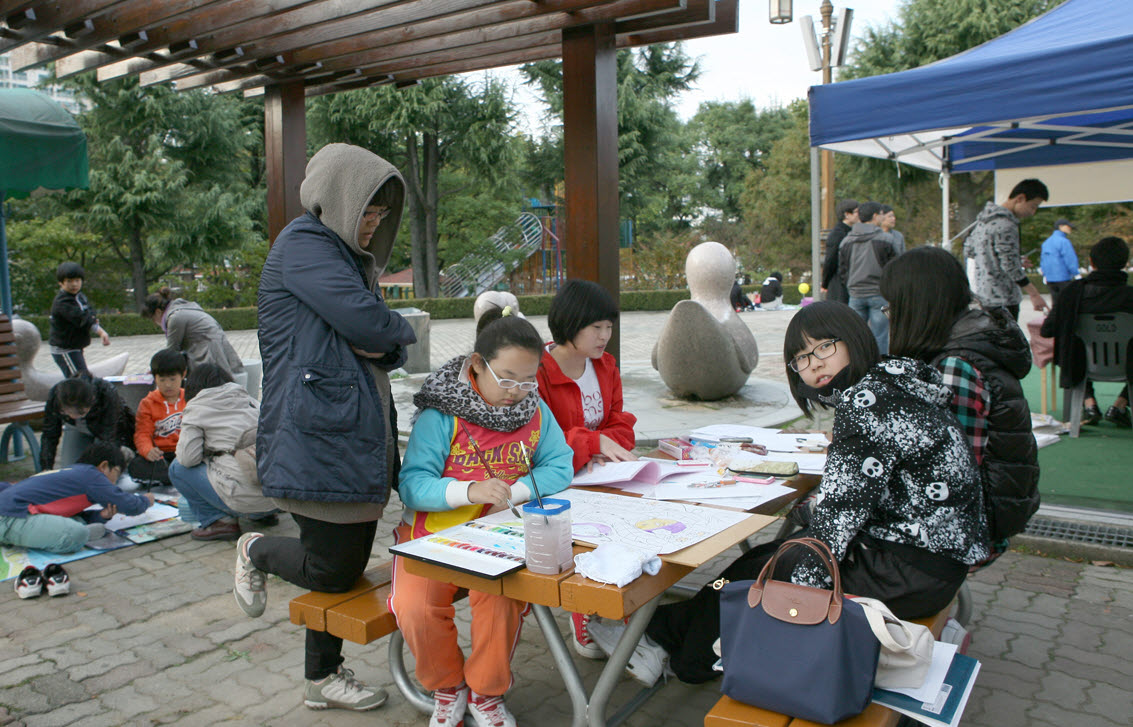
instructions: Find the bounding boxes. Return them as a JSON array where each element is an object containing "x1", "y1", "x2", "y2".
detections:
[
  {"x1": 467, "y1": 691, "x2": 516, "y2": 727},
  {"x1": 1105, "y1": 405, "x2": 1132, "y2": 428},
  {"x1": 1082, "y1": 404, "x2": 1102, "y2": 425},
  {"x1": 233, "y1": 532, "x2": 266, "y2": 617},
  {"x1": 14, "y1": 566, "x2": 42, "y2": 599},
  {"x1": 429, "y1": 684, "x2": 469, "y2": 727},
  {"x1": 43, "y1": 564, "x2": 70, "y2": 596},
  {"x1": 570, "y1": 612, "x2": 605, "y2": 659},
  {"x1": 303, "y1": 665, "x2": 387, "y2": 711}
]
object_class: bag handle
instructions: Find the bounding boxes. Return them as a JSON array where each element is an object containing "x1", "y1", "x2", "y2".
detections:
[{"x1": 748, "y1": 537, "x2": 844, "y2": 624}]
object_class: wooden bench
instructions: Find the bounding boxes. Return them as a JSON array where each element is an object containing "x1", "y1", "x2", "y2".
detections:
[
  {"x1": 0, "y1": 314, "x2": 44, "y2": 469},
  {"x1": 705, "y1": 605, "x2": 954, "y2": 727}
]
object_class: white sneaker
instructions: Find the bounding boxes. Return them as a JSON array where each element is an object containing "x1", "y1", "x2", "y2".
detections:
[
  {"x1": 467, "y1": 691, "x2": 516, "y2": 727},
  {"x1": 233, "y1": 532, "x2": 266, "y2": 617},
  {"x1": 430, "y1": 684, "x2": 469, "y2": 727},
  {"x1": 585, "y1": 618, "x2": 672, "y2": 687},
  {"x1": 304, "y1": 665, "x2": 387, "y2": 711},
  {"x1": 570, "y1": 612, "x2": 605, "y2": 659}
]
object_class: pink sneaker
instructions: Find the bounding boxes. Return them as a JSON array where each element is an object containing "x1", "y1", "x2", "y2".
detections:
[
  {"x1": 570, "y1": 612, "x2": 605, "y2": 659},
  {"x1": 430, "y1": 684, "x2": 468, "y2": 727},
  {"x1": 468, "y1": 691, "x2": 516, "y2": 727}
]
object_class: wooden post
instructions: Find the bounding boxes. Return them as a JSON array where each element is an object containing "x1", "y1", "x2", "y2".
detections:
[
  {"x1": 562, "y1": 22, "x2": 620, "y2": 361},
  {"x1": 265, "y1": 82, "x2": 307, "y2": 246}
]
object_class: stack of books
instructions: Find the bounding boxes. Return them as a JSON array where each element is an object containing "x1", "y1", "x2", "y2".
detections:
[{"x1": 871, "y1": 644, "x2": 980, "y2": 727}]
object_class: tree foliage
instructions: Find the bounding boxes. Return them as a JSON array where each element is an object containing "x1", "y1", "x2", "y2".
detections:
[
  {"x1": 55, "y1": 76, "x2": 263, "y2": 312},
  {"x1": 520, "y1": 44, "x2": 701, "y2": 235},
  {"x1": 308, "y1": 76, "x2": 520, "y2": 297}
]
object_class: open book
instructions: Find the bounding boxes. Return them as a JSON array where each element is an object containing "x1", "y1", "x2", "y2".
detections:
[{"x1": 570, "y1": 459, "x2": 709, "y2": 487}]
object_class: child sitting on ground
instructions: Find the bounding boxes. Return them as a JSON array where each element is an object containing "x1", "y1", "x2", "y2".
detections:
[
  {"x1": 129, "y1": 349, "x2": 187, "y2": 489},
  {"x1": 40, "y1": 375, "x2": 134, "y2": 472},
  {"x1": 48, "y1": 262, "x2": 110, "y2": 377},
  {"x1": 390, "y1": 307, "x2": 574, "y2": 727},
  {"x1": 169, "y1": 364, "x2": 278, "y2": 542},
  {"x1": 0, "y1": 442, "x2": 153, "y2": 556}
]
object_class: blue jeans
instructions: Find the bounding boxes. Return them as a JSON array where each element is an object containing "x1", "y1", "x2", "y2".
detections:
[
  {"x1": 849, "y1": 294, "x2": 889, "y2": 354},
  {"x1": 0, "y1": 513, "x2": 89, "y2": 553},
  {"x1": 168, "y1": 460, "x2": 276, "y2": 528}
]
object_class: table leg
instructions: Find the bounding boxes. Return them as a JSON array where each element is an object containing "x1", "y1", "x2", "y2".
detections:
[
  {"x1": 587, "y1": 597, "x2": 662, "y2": 727},
  {"x1": 388, "y1": 631, "x2": 434, "y2": 714},
  {"x1": 530, "y1": 604, "x2": 590, "y2": 727},
  {"x1": 1041, "y1": 366, "x2": 1048, "y2": 416}
]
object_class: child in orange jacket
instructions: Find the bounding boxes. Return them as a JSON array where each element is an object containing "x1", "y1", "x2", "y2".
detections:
[{"x1": 128, "y1": 349, "x2": 187, "y2": 489}]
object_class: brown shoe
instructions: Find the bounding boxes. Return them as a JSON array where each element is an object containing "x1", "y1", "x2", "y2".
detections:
[{"x1": 192, "y1": 518, "x2": 242, "y2": 541}]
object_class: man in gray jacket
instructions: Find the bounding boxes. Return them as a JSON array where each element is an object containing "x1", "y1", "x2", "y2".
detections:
[
  {"x1": 964, "y1": 178, "x2": 1051, "y2": 320},
  {"x1": 838, "y1": 201, "x2": 897, "y2": 353}
]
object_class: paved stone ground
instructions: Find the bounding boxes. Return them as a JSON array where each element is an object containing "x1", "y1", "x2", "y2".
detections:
[{"x1": 4, "y1": 304, "x2": 1129, "y2": 726}]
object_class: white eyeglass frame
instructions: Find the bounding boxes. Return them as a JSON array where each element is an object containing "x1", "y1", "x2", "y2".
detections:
[{"x1": 482, "y1": 359, "x2": 538, "y2": 391}]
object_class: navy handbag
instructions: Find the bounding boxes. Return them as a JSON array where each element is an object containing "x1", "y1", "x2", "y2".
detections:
[{"x1": 719, "y1": 537, "x2": 880, "y2": 724}]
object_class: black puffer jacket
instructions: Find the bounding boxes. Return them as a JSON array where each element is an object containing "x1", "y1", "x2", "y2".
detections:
[{"x1": 934, "y1": 308, "x2": 1039, "y2": 542}]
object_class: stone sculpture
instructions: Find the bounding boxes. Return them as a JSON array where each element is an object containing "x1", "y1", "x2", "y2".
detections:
[
  {"x1": 12, "y1": 318, "x2": 129, "y2": 401},
  {"x1": 651, "y1": 241, "x2": 759, "y2": 400}
]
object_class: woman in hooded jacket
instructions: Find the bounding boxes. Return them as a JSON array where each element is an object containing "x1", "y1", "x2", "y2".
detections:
[
  {"x1": 880, "y1": 247, "x2": 1040, "y2": 563},
  {"x1": 232, "y1": 143, "x2": 417, "y2": 713}
]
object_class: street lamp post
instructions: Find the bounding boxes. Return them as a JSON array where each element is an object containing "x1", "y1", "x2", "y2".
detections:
[{"x1": 771, "y1": 0, "x2": 852, "y2": 295}]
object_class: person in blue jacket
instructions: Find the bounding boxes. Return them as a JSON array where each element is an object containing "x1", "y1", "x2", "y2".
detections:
[
  {"x1": 1040, "y1": 218, "x2": 1079, "y2": 305},
  {"x1": 0, "y1": 442, "x2": 152, "y2": 554},
  {"x1": 232, "y1": 143, "x2": 417, "y2": 713}
]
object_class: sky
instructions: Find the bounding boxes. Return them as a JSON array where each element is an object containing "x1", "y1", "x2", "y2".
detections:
[{"x1": 489, "y1": 0, "x2": 905, "y2": 134}]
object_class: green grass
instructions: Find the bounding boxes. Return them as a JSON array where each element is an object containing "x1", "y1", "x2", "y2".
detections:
[{"x1": 1020, "y1": 367, "x2": 1132, "y2": 512}]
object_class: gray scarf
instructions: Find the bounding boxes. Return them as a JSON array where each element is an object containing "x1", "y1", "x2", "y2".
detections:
[{"x1": 413, "y1": 355, "x2": 538, "y2": 432}]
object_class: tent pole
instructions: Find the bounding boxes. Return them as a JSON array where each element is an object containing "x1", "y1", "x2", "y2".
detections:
[
  {"x1": 941, "y1": 170, "x2": 951, "y2": 250},
  {"x1": 810, "y1": 147, "x2": 822, "y2": 298},
  {"x1": 0, "y1": 192, "x2": 11, "y2": 317}
]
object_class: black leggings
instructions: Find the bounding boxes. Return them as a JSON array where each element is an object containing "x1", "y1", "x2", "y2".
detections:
[
  {"x1": 646, "y1": 531, "x2": 966, "y2": 684},
  {"x1": 250, "y1": 513, "x2": 378, "y2": 680}
]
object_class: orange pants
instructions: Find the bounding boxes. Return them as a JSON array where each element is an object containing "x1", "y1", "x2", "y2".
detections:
[{"x1": 389, "y1": 524, "x2": 528, "y2": 696}]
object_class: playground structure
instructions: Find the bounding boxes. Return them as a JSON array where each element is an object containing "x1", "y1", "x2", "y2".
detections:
[{"x1": 439, "y1": 200, "x2": 566, "y2": 298}]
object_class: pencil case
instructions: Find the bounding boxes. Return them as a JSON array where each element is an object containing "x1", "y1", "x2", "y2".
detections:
[{"x1": 728, "y1": 460, "x2": 799, "y2": 477}]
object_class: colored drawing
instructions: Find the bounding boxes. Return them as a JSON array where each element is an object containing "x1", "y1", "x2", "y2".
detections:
[
  {"x1": 558, "y1": 489, "x2": 748, "y2": 555},
  {"x1": 637, "y1": 518, "x2": 686, "y2": 535}
]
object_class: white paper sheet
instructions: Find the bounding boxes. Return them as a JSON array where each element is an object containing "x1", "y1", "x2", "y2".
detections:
[
  {"x1": 885, "y1": 641, "x2": 958, "y2": 703},
  {"x1": 85, "y1": 503, "x2": 178, "y2": 532},
  {"x1": 688, "y1": 425, "x2": 829, "y2": 453},
  {"x1": 652, "y1": 479, "x2": 795, "y2": 502},
  {"x1": 570, "y1": 459, "x2": 709, "y2": 486}
]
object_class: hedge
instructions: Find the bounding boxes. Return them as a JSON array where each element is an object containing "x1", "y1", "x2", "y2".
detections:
[{"x1": 18, "y1": 285, "x2": 817, "y2": 336}]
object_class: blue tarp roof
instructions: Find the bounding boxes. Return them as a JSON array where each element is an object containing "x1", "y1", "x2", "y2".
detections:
[{"x1": 808, "y1": 0, "x2": 1133, "y2": 172}]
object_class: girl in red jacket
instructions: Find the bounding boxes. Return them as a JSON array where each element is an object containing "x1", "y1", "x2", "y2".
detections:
[{"x1": 536, "y1": 279, "x2": 639, "y2": 658}]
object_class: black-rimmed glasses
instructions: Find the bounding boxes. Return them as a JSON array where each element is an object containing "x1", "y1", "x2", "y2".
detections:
[{"x1": 789, "y1": 338, "x2": 842, "y2": 373}]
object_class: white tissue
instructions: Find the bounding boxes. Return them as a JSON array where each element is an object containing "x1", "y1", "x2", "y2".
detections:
[{"x1": 573, "y1": 543, "x2": 662, "y2": 588}]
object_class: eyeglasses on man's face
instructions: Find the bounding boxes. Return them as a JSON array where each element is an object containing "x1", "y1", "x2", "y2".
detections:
[
  {"x1": 789, "y1": 338, "x2": 842, "y2": 373},
  {"x1": 483, "y1": 359, "x2": 538, "y2": 391},
  {"x1": 363, "y1": 206, "x2": 391, "y2": 221}
]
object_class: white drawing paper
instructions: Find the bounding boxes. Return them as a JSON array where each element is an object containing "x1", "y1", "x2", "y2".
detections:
[{"x1": 570, "y1": 459, "x2": 709, "y2": 487}]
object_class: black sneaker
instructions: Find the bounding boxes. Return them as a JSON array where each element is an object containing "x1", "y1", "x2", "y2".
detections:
[
  {"x1": 14, "y1": 566, "x2": 43, "y2": 599},
  {"x1": 43, "y1": 564, "x2": 70, "y2": 597},
  {"x1": 1105, "y1": 406, "x2": 1132, "y2": 428},
  {"x1": 1082, "y1": 404, "x2": 1102, "y2": 425}
]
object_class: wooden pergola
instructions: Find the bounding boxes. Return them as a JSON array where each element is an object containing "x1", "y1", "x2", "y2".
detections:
[{"x1": 2, "y1": 0, "x2": 740, "y2": 357}]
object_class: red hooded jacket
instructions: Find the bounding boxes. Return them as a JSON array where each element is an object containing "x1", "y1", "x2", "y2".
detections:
[{"x1": 536, "y1": 347, "x2": 637, "y2": 472}]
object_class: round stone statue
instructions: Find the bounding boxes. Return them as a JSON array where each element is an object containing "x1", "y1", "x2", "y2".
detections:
[
  {"x1": 12, "y1": 318, "x2": 129, "y2": 401},
  {"x1": 651, "y1": 242, "x2": 759, "y2": 400}
]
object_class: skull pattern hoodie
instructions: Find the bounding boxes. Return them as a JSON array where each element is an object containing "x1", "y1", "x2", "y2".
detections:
[{"x1": 795, "y1": 356, "x2": 990, "y2": 588}]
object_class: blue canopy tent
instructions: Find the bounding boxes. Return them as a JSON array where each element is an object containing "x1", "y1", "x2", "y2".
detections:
[{"x1": 805, "y1": 0, "x2": 1133, "y2": 282}]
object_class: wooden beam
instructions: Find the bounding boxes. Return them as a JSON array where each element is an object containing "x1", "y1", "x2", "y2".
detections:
[
  {"x1": 138, "y1": 0, "x2": 607, "y2": 88},
  {"x1": 562, "y1": 22, "x2": 620, "y2": 360},
  {"x1": 264, "y1": 82, "x2": 307, "y2": 247},
  {"x1": 616, "y1": 0, "x2": 710, "y2": 33},
  {"x1": 620, "y1": 0, "x2": 736, "y2": 45},
  {"x1": 181, "y1": 0, "x2": 678, "y2": 93}
]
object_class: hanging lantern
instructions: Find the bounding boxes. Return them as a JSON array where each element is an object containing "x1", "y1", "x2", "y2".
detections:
[{"x1": 769, "y1": 0, "x2": 793, "y2": 24}]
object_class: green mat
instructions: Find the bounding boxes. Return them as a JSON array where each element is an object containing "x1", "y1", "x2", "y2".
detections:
[{"x1": 1021, "y1": 368, "x2": 1132, "y2": 512}]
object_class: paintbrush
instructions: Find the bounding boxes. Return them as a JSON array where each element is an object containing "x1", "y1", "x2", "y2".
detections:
[
  {"x1": 518, "y1": 443, "x2": 546, "y2": 510},
  {"x1": 458, "y1": 419, "x2": 522, "y2": 519}
]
